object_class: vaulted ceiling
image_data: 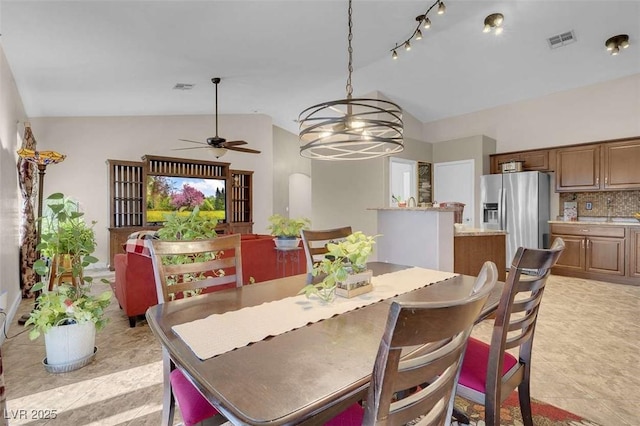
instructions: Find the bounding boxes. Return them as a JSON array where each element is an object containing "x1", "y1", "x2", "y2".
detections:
[{"x1": 2, "y1": 1, "x2": 639, "y2": 135}]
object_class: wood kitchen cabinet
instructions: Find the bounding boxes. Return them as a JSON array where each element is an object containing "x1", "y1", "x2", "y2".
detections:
[
  {"x1": 454, "y1": 232, "x2": 506, "y2": 282},
  {"x1": 602, "y1": 139, "x2": 640, "y2": 190},
  {"x1": 631, "y1": 228, "x2": 640, "y2": 279},
  {"x1": 555, "y1": 137, "x2": 640, "y2": 192},
  {"x1": 490, "y1": 149, "x2": 551, "y2": 174},
  {"x1": 555, "y1": 145, "x2": 600, "y2": 191},
  {"x1": 551, "y1": 223, "x2": 637, "y2": 285}
]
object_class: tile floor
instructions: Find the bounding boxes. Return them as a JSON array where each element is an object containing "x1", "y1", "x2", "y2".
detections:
[{"x1": 2, "y1": 271, "x2": 638, "y2": 425}]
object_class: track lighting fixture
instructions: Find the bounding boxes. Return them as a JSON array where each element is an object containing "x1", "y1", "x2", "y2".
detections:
[
  {"x1": 390, "y1": 0, "x2": 445, "y2": 60},
  {"x1": 483, "y1": 13, "x2": 504, "y2": 35},
  {"x1": 605, "y1": 34, "x2": 630, "y2": 55}
]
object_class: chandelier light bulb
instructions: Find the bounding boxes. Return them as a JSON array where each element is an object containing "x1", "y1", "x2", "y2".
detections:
[
  {"x1": 404, "y1": 41, "x2": 411, "y2": 51},
  {"x1": 483, "y1": 24, "x2": 491, "y2": 33},
  {"x1": 416, "y1": 29, "x2": 423, "y2": 40},
  {"x1": 494, "y1": 27, "x2": 503, "y2": 35},
  {"x1": 423, "y1": 17, "x2": 431, "y2": 29},
  {"x1": 437, "y1": 1, "x2": 446, "y2": 14},
  {"x1": 621, "y1": 40, "x2": 630, "y2": 49},
  {"x1": 392, "y1": 49, "x2": 398, "y2": 60},
  {"x1": 611, "y1": 46, "x2": 620, "y2": 55}
]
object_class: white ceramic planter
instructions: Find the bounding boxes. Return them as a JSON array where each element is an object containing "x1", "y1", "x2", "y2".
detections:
[
  {"x1": 44, "y1": 321, "x2": 96, "y2": 366},
  {"x1": 274, "y1": 237, "x2": 300, "y2": 249}
]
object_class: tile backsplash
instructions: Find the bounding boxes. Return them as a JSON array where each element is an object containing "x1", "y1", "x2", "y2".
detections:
[{"x1": 558, "y1": 191, "x2": 640, "y2": 218}]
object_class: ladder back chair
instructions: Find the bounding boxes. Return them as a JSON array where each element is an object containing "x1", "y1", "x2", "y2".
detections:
[
  {"x1": 455, "y1": 237, "x2": 565, "y2": 426},
  {"x1": 326, "y1": 261, "x2": 498, "y2": 426},
  {"x1": 149, "y1": 234, "x2": 243, "y2": 426},
  {"x1": 300, "y1": 226, "x2": 352, "y2": 274}
]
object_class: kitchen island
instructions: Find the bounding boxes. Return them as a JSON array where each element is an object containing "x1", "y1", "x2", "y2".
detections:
[
  {"x1": 454, "y1": 227, "x2": 507, "y2": 281},
  {"x1": 370, "y1": 207, "x2": 456, "y2": 272}
]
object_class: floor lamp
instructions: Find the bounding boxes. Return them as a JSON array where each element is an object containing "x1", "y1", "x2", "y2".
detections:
[{"x1": 17, "y1": 148, "x2": 66, "y2": 325}]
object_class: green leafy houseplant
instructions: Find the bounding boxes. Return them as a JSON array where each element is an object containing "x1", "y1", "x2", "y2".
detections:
[
  {"x1": 156, "y1": 206, "x2": 219, "y2": 241},
  {"x1": 300, "y1": 232, "x2": 378, "y2": 302},
  {"x1": 267, "y1": 214, "x2": 311, "y2": 238},
  {"x1": 26, "y1": 192, "x2": 112, "y2": 340},
  {"x1": 156, "y1": 207, "x2": 229, "y2": 298}
]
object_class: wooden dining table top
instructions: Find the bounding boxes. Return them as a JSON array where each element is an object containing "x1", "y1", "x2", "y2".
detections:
[{"x1": 145, "y1": 262, "x2": 504, "y2": 426}]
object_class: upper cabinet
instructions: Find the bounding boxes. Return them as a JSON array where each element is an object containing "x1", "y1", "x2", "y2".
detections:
[
  {"x1": 602, "y1": 139, "x2": 640, "y2": 190},
  {"x1": 556, "y1": 145, "x2": 601, "y2": 191},
  {"x1": 555, "y1": 138, "x2": 640, "y2": 192},
  {"x1": 490, "y1": 149, "x2": 551, "y2": 174}
]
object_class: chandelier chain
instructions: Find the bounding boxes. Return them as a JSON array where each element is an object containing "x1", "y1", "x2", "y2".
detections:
[{"x1": 346, "y1": 0, "x2": 353, "y2": 99}]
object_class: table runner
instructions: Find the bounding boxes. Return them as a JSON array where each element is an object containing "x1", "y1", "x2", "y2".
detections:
[{"x1": 172, "y1": 267, "x2": 457, "y2": 360}]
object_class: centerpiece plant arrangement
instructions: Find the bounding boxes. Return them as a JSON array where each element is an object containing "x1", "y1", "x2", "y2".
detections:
[
  {"x1": 299, "y1": 231, "x2": 378, "y2": 302},
  {"x1": 267, "y1": 214, "x2": 311, "y2": 249},
  {"x1": 25, "y1": 193, "x2": 111, "y2": 371}
]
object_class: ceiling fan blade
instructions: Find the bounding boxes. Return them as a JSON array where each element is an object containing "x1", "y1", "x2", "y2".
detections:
[
  {"x1": 227, "y1": 146, "x2": 261, "y2": 154},
  {"x1": 172, "y1": 146, "x2": 209, "y2": 151},
  {"x1": 223, "y1": 140, "x2": 248, "y2": 147},
  {"x1": 178, "y1": 139, "x2": 208, "y2": 145}
]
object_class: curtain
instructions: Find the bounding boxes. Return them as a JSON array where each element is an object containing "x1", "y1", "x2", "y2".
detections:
[{"x1": 17, "y1": 124, "x2": 38, "y2": 298}]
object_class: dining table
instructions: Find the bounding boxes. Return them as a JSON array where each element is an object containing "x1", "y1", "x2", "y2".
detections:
[{"x1": 146, "y1": 261, "x2": 504, "y2": 426}]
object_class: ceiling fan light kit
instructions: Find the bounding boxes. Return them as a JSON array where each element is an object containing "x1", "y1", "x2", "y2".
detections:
[
  {"x1": 176, "y1": 77, "x2": 261, "y2": 156},
  {"x1": 298, "y1": 0, "x2": 403, "y2": 160}
]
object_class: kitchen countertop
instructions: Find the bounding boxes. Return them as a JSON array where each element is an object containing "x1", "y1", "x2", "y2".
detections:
[
  {"x1": 368, "y1": 207, "x2": 458, "y2": 212},
  {"x1": 549, "y1": 219, "x2": 640, "y2": 227},
  {"x1": 454, "y1": 227, "x2": 507, "y2": 236}
]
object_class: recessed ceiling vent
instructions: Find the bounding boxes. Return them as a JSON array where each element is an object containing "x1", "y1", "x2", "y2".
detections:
[
  {"x1": 547, "y1": 31, "x2": 576, "y2": 49},
  {"x1": 173, "y1": 83, "x2": 195, "y2": 90}
]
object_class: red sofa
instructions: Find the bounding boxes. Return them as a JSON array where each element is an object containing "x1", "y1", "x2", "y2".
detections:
[{"x1": 113, "y1": 234, "x2": 304, "y2": 327}]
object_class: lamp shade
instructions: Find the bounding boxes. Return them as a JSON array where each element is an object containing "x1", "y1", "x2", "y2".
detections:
[{"x1": 17, "y1": 148, "x2": 66, "y2": 166}]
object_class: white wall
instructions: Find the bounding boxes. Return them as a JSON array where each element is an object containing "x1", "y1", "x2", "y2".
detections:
[
  {"x1": 0, "y1": 43, "x2": 28, "y2": 330},
  {"x1": 29, "y1": 114, "x2": 274, "y2": 268},
  {"x1": 424, "y1": 73, "x2": 640, "y2": 150}
]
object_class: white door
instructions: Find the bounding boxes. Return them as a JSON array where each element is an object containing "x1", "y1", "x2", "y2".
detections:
[{"x1": 433, "y1": 160, "x2": 475, "y2": 226}]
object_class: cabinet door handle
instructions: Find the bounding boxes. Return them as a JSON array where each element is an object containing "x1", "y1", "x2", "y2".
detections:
[
  {"x1": 586, "y1": 239, "x2": 590, "y2": 249},
  {"x1": 581, "y1": 239, "x2": 585, "y2": 249},
  {"x1": 596, "y1": 177, "x2": 599, "y2": 186},
  {"x1": 605, "y1": 176, "x2": 608, "y2": 186}
]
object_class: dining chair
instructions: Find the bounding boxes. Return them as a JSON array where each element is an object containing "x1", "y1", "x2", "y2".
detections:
[
  {"x1": 149, "y1": 234, "x2": 243, "y2": 426},
  {"x1": 325, "y1": 261, "x2": 498, "y2": 426},
  {"x1": 300, "y1": 226, "x2": 352, "y2": 273},
  {"x1": 455, "y1": 237, "x2": 565, "y2": 426}
]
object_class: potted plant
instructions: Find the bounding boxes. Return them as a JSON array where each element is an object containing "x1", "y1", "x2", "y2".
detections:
[
  {"x1": 26, "y1": 192, "x2": 112, "y2": 372},
  {"x1": 299, "y1": 231, "x2": 378, "y2": 302},
  {"x1": 267, "y1": 214, "x2": 310, "y2": 249}
]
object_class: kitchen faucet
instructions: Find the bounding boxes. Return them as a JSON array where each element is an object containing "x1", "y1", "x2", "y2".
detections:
[{"x1": 407, "y1": 197, "x2": 416, "y2": 207}]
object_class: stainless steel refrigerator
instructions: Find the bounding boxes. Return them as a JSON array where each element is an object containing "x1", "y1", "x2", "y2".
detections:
[{"x1": 480, "y1": 171, "x2": 550, "y2": 266}]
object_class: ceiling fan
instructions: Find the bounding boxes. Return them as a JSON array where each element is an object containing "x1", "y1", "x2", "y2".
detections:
[{"x1": 176, "y1": 77, "x2": 261, "y2": 158}]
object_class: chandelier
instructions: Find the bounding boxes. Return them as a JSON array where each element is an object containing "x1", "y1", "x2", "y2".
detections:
[{"x1": 298, "y1": 0, "x2": 403, "y2": 161}]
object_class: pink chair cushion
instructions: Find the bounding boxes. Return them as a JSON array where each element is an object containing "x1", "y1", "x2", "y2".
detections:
[
  {"x1": 170, "y1": 369, "x2": 219, "y2": 426},
  {"x1": 458, "y1": 337, "x2": 519, "y2": 393},
  {"x1": 323, "y1": 403, "x2": 364, "y2": 425}
]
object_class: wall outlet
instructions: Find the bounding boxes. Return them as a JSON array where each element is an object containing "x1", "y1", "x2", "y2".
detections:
[{"x1": 585, "y1": 202, "x2": 593, "y2": 210}]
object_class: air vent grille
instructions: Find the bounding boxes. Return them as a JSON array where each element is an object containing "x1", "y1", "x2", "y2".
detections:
[
  {"x1": 548, "y1": 31, "x2": 576, "y2": 49},
  {"x1": 173, "y1": 83, "x2": 195, "y2": 90}
]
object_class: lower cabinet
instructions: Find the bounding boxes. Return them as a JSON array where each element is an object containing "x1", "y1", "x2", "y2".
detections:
[
  {"x1": 551, "y1": 223, "x2": 637, "y2": 285},
  {"x1": 631, "y1": 229, "x2": 640, "y2": 279},
  {"x1": 454, "y1": 233, "x2": 506, "y2": 282}
]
